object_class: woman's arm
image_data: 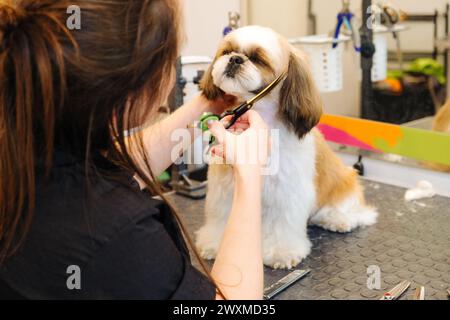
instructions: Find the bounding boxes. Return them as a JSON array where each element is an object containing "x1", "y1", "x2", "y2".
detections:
[
  {"x1": 138, "y1": 95, "x2": 210, "y2": 176},
  {"x1": 207, "y1": 111, "x2": 269, "y2": 300},
  {"x1": 212, "y1": 167, "x2": 263, "y2": 300},
  {"x1": 130, "y1": 95, "x2": 235, "y2": 176}
]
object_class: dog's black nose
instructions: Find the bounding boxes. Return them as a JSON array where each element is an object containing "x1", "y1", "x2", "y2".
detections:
[{"x1": 229, "y1": 55, "x2": 244, "y2": 65}]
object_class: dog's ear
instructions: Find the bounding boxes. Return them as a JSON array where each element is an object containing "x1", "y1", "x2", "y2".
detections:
[
  {"x1": 199, "y1": 60, "x2": 225, "y2": 100},
  {"x1": 278, "y1": 48, "x2": 323, "y2": 139}
]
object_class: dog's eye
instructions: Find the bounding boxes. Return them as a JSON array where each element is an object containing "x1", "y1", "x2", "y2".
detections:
[
  {"x1": 222, "y1": 50, "x2": 231, "y2": 56},
  {"x1": 249, "y1": 54, "x2": 259, "y2": 62},
  {"x1": 248, "y1": 51, "x2": 263, "y2": 63},
  {"x1": 249, "y1": 53, "x2": 268, "y2": 67}
]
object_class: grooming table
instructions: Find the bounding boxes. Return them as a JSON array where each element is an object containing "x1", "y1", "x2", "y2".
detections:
[{"x1": 169, "y1": 180, "x2": 450, "y2": 300}]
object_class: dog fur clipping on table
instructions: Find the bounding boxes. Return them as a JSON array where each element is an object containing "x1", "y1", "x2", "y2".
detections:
[{"x1": 196, "y1": 26, "x2": 378, "y2": 269}]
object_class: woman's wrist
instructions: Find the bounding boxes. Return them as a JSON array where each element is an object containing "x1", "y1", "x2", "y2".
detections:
[
  {"x1": 233, "y1": 165, "x2": 263, "y2": 211},
  {"x1": 234, "y1": 165, "x2": 263, "y2": 183}
]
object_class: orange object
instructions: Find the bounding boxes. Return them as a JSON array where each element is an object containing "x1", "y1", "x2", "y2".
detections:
[{"x1": 384, "y1": 78, "x2": 403, "y2": 93}]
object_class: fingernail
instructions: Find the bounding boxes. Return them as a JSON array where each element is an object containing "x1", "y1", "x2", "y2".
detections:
[{"x1": 207, "y1": 120, "x2": 217, "y2": 127}]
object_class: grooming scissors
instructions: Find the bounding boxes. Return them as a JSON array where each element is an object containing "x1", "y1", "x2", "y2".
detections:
[
  {"x1": 412, "y1": 286, "x2": 425, "y2": 300},
  {"x1": 199, "y1": 72, "x2": 285, "y2": 143},
  {"x1": 263, "y1": 269, "x2": 311, "y2": 300},
  {"x1": 379, "y1": 280, "x2": 411, "y2": 300}
]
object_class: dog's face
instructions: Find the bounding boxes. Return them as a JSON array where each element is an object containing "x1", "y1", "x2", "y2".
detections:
[{"x1": 201, "y1": 26, "x2": 323, "y2": 138}]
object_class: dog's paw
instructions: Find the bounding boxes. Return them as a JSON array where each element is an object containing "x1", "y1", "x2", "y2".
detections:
[
  {"x1": 310, "y1": 205, "x2": 378, "y2": 233},
  {"x1": 199, "y1": 247, "x2": 217, "y2": 260},
  {"x1": 264, "y1": 242, "x2": 311, "y2": 270},
  {"x1": 356, "y1": 206, "x2": 378, "y2": 227},
  {"x1": 266, "y1": 256, "x2": 302, "y2": 270},
  {"x1": 195, "y1": 225, "x2": 221, "y2": 261},
  {"x1": 196, "y1": 239, "x2": 218, "y2": 260},
  {"x1": 315, "y1": 217, "x2": 352, "y2": 233}
]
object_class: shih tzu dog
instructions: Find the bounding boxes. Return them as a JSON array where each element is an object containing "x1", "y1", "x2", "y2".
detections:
[{"x1": 196, "y1": 26, "x2": 378, "y2": 269}]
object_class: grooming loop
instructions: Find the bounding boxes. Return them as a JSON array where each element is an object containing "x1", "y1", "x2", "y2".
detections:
[{"x1": 333, "y1": 0, "x2": 361, "y2": 52}]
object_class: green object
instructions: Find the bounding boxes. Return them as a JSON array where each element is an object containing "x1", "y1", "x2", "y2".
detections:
[
  {"x1": 157, "y1": 171, "x2": 171, "y2": 182},
  {"x1": 407, "y1": 58, "x2": 446, "y2": 84},
  {"x1": 199, "y1": 112, "x2": 220, "y2": 145},
  {"x1": 199, "y1": 112, "x2": 220, "y2": 132},
  {"x1": 387, "y1": 69, "x2": 404, "y2": 79},
  {"x1": 374, "y1": 127, "x2": 450, "y2": 167}
]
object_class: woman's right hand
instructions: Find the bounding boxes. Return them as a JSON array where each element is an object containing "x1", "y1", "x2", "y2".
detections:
[
  {"x1": 207, "y1": 110, "x2": 271, "y2": 175},
  {"x1": 208, "y1": 110, "x2": 267, "y2": 299}
]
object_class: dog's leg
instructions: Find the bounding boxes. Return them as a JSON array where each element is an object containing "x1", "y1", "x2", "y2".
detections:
[
  {"x1": 195, "y1": 164, "x2": 234, "y2": 260},
  {"x1": 312, "y1": 129, "x2": 378, "y2": 233},
  {"x1": 260, "y1": 131, "x2": 317, "y2": 270},
  {"x1": 261, "y1": 183, "x2": 314, "y2": 270},
  {"x1": 195, "y1": 217, "x2": 227, "y2": 260},
  {"x1": 195, "y1": 198, "x2": 231, "y2": 260},
  {"x1": 309, "y1": 193, "x2": 378, "y2": 233},
  {"x1": 262, "y1": 221, "x2": 312, "y2": 270}
]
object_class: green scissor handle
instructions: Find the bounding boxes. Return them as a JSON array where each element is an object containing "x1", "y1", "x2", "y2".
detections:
[
  {"x1": 199, "y1": 112, "x2": 220, "y2": 145},
  {"x1": 199, "y1": 112, "x2": 220, "y2": 132}
]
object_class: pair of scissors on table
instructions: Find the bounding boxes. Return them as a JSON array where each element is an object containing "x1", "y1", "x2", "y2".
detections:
[
  {"x1": 379, "y1": 280, "x2": 411, "y2": 300},
  {"x1": 199, "y1": 72, "x2": 285, "y2": 144},
  {"x1": 380, "y1": 280, "x2": 426, "y2": 300},
  {"x1": 332, "y1": 0, "x2": 361, "y2": 52}
]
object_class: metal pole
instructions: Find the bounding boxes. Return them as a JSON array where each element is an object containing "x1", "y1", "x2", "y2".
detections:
[
  {"x1": 360, "y1": 0, "x2": 375, "y2": 119},
  {"x1": 168, "y1": 57, "x2": 185, "y2": 112},
  {"x1": 307, "y1": 0, "x2": 317, "y2": 35}
]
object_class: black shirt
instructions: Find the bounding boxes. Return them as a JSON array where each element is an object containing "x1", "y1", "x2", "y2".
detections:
[{"x1": 0, "y1": 151, "x2": 215, "y2": 299}]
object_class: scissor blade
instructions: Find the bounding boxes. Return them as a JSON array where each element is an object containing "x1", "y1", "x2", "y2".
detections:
[
  {"x1": 247, "y1": 73, "x2": 285, "y2": 105},
  {"x1": 218, "y1": 73, "x2": 286, "y2": 129},
  {"x1": 394, "y1": 280, "x2": 411, "y2": 299},
  {"x1": 413, "y1": 286, "x2": 425, "y2": 300}
]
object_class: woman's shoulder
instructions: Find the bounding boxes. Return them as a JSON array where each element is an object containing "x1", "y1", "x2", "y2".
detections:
[
  {"x1": 34, "y1": 150, "x2": 165, "y2": 249},
  {"x1": 36, "y1": 151, "x2": 153, "y2": 221}
]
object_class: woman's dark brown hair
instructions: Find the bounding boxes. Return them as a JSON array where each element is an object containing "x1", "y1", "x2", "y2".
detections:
[{"x1": 0, "y1": 0, "x2": 223, "y2": 298}]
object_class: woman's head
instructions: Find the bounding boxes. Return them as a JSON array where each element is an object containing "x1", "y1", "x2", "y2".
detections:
[{"x1": 0, "y1": 0, "x2": 181, "y2": 262}]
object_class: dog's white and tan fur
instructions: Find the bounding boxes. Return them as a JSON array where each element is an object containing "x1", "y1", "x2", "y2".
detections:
[{"x1": 196, "y1": 26, "x2": 378, "y2": 269}]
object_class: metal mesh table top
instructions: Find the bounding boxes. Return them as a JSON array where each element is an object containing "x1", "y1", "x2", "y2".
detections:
[{"x1": 169, "y1": 179, "x2": 450, "y2": 300}]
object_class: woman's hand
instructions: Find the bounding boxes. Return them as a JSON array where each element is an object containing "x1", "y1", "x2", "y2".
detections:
[{"x1": 207, "y1": 110, "x2": 270, "y2": 174}]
